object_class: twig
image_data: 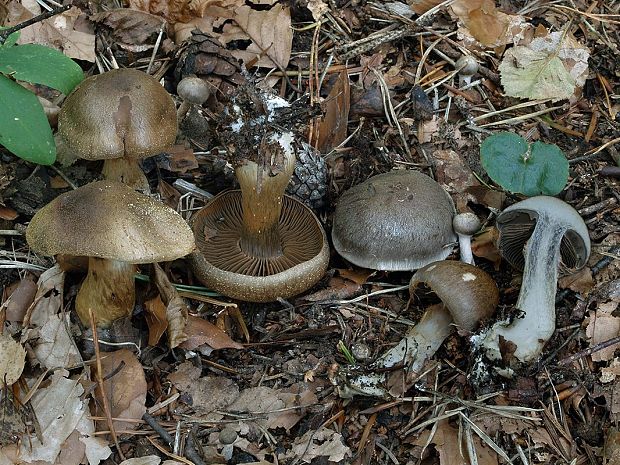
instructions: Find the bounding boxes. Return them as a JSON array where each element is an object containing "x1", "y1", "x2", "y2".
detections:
[
  {"x1": 0, "y1": 5, "x2": 71, "y2": 43},
  {"x1": 558, "y1": 335, "x2": 620, "y2": 366}
]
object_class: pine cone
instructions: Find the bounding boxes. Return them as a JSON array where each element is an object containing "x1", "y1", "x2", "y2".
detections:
[{"x1": 287, "y1": 142, "x2": 328, "y2": 210}]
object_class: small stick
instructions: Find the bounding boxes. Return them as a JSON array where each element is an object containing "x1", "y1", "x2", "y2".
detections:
[
  {"x1": 558, "y1": 335, "x2": 620, "y2": 366},
  {"x1": 90, "y1": 309, "x2": 125, "y2": 461},
  {"x1": 0, "y1": 5, "x2": 71, "y2": 43}
]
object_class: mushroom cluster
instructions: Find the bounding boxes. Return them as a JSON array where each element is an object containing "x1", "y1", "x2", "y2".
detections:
[
  {"x1": 58, "y1": 69, "x2": 177, "y2": 192},
  {"x1": 188, "y1": 88, "x2": 329, "y2": 302},
  {"x1": 26, "y1": 181, "x2": 195, "y2": 327}
]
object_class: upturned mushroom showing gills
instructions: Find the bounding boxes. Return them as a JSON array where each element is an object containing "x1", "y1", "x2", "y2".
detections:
[
  {"x1": 332, "y1": 170, "x2": 457, "y2": 271},
  {"x1": 26, "y1": 181, "x2": 195, "y2": 327},
  {"x1": 338, "y1": 260, "x2": 498, "y2": 398},
  {"x1": 58, "y1": 69, "x2": 177, "y2": 192},
  {"x1": 188, "y1": 89, "x2": 329, "y2": 302},
  {"x1": 475, "y1": 196, "x2": 590, "y2": 365}
]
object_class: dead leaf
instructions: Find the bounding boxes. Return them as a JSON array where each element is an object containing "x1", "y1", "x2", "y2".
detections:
[
  {"x1": 409, "y1": 0, "x2": 444, "y2": 14},
  {"x1": 119, "y1": 456, "x2": 161, "y2": 465},
  {"x1": 0, "y1": 206, "x2": 18, "y2": 220},
  {"x1": 91, "y1": 9, "x2": 167, "y2": 52},
  {"x1": 283, "y1": 427, "x2": 351, "y2": 463},
  {"x1": 94, "y1": 349, "x2": 147, "y2": 432},
  {"x1": 499, "y1": 31, "x2": 590, "y2": 101},
  {"x1": 586, "y1": 302, "x2": 620, "y2": 362},
  {"x1": 451, "y1": 0, "x2": 510, "y2": 47},
  {"x1": 0, "y1": 333, "x2": 26, "y2": 385},
  {"x1": 167, "y1": 361, "x2": 239, "y2": 419},
  {"x1": 152, "y1": 263, "x2": 188, "y2": 349},
  {"x1": 558, "y1": 267, "x2": 594, "y2": 294},
  {"x1": 33, "y1": 314, "x2": 83, "y2": 370},
  {"x1": 338, "y1": 268, "x2": 374, "y2": 285},
  {"x1": 302, "y1": 277, "x2": 361, "y2": 302},
  {"x1": 315, "y1": 69, "x2": 350, "y2": 153},
  {"x1": 180, "y1": 314, "x2": 244, "y2": 351},
  {"x1": 24, "y1": 265, "x2": 65, "y2": 327},
  {"x1": 471, "y1": 227, "x2": 502, "y2": 269},
  {"x1": 143, "y1": 295, "x2": 169, "y2": 346},
  {"x1": 3, "y1": 275, "x2": 37, "y2": 322},
  {"x1": 307, "y1": 0, "x2": 329, "y2": 20}
]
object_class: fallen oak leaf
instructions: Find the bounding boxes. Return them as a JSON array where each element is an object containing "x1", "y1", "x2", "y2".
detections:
[{"x1": 180, "y1": 315, "x2": 244, "y2": 351}]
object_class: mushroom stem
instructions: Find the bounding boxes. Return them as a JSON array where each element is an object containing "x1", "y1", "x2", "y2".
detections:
[
  {"x1": 102, "y1": 157, "x2": 150, "y2": 193},
  {"x1": 75, "y1": 257, "x2": 137, "y2": 327},
  {"x1": 457, "y1": 233, "x2": 474, "y2": 264},
  {"x1": 338, "y1": 304, "x2": 453, "y2": 398},
  {"x1": 479, "y1": 216, "x2": 563, "y2": 362},
  {"x1": 235, "y1": 133, "x2": 296, "y2": 258}
]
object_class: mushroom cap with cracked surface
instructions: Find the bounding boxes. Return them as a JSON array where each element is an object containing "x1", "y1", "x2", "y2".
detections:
[
  {"x1": 26, "y1": 181, "x2": 195, "y2": 263},
  {"x1": 189, "y1": 190, "x2": 329, "y2": 302},
  {"x1": 332, "y1": 170, "x2": 457, "y2": 271},
  {"x1": 58, "y1": 68, "x2": 177, "y2": 160}
]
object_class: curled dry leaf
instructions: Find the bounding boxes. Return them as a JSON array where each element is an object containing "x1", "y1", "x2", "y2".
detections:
[
  {"x1": 586, "y1": 302, "x2": 620, "y2": 362},
  {"x1": 0, "y1": 333, "x2": 26, "y2": 385},
  {"x1": 499, "y1": 31, "x2": 590, "y2": 101},
  {"x1": 94, "y1": 349, "x2": 147, "y2": 432},
  {"x1": 180, "y1": 314, "x2": 244, "y2": 351},
  {"x1": 314, "y1": 69, "x2": 350, "y2": 153},
  {"x1": 33, "y1": 314, "x2": 83, "y2": 370},
  {"x1": 152, "y1": 263, "x2": 188, "y2": 349},
  {"x1": 91, "y1": 9, "x2": 168, "y2": 53},
  {"x1": 450, "y1": 0, "x2": 521, "y2": 47},
  {"x1": 283, "y1": 427, "x2": 351, "y2": 463}
]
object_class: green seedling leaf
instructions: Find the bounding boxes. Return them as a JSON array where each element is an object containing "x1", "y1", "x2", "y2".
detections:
[
  {"x1": 480, "y1": 132, "x2": 568, "y2": 196},
  {"x1": 0, "y1": 28, "x2": 20, "y2": 48},
  {"x1": 0, "y1": 74, "x2": 56, "y2": 165},
  {"x1": 0, "y1": 44, "x2": 83, "y2": 95}
]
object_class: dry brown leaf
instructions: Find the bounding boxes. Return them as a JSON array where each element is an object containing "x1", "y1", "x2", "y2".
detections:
[
  {"x1": 471, "y1": 228, "x2": 502, "y2": 269},
  {"x1": 152, "y1": 263, "x2": 188, "y2": 349},
  {"x1": 91, "y1": 9, "x2": 167, "y2": 52},
  {"x1": 0, "y1": 333, "x2": 26, "y2": 385},
  {"x1": 586, "y1": 302, "x2": 620, "y2": 362},
  {"x1": 307, "y1": 0, "x2": 329, "y2": 20},
  {"x1": 4, "y1": 275, "x2": 37, "y2": 322},
  {"x1": 33, "y1": 315, "x2": 83, "y2": 370},
  {"x1": 558, "y1": 267, "x2": 594, "y2": 294},
  {"x1": 408, "y1": 0, "x2": 444, "y2": 14},
  {"x1": 282, "y1": 427, "x2": 351, "y2": 463},
  {"x1": 433, "y1": 149, "x2": 479, "y2": 203},
  {"x1": 315, "y1": 69, "x2": 350, "y2": 153},
  {"x1": 94, "y1": 349, "x2": 147, "y2": 432},
  {"x1": 302, "y1": 277, "x2": 361, "y2": 302},
  {"x1": 179, "y1": 314, "x2": 244, "y2": 351},
  {"x1": 337, "y1": 268, "x2": 374, "y2": 285},
  {"x1": 0, "y1": 205, "x2": 18, "y2": 220},
  {"x1": 143, "y1": 295, "x2": 169, "y2": 346},
  {"x1": 25, "y1": 265, "x2": 65, "y2": 327}
]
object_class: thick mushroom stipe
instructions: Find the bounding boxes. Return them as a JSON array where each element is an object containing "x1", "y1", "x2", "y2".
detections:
[
  {"x1": 189, "y1": 191, "x2": 329, "y2": 302},
  {"x1": 476, "y1": 196, "x2": 590, "y2": 365}
]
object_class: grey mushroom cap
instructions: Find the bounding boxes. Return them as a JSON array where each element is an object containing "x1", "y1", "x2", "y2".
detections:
[
  {"x1": 26, "y1": 181, "x2": 195, "y2": 264},
  {"x1": 453, "y1": 212, "x2": 482, "y2": 236},
  {"x1": 332, "y1": 170, "x2": 457, "y2": 271},
  {"x1": 177, "y1": 77, "x2": 210, "y2": 105},
  {"x1": 497, "y1": 195, "x2": 590, "y2": 271},
  {"x1": 58, "y1": 69, "x2": 177, "y2": 160}
]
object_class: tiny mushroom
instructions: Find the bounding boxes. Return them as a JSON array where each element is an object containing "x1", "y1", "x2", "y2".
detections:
[
  {"x1": 338, "y1": 260, "x2": 498, "y2": 398},
  {"x1": 476, "y1": 196, "x2": 590, "y2": 365},
  {"x1": 453, "y1": 212, "x2": 482, "y2": 264},
  {"x1": 26, "y1": 181, "x2": 195, "y2": 327},
  {"x1": 332, "y1": 170, "x2": 456, "y2": 271},
  {"x1": 58, "y1": 69, "x2": 177, "y2": 192},
  {"x1": 176, "y1": 76, "x2": 210, "y2": 122},
  {"x1": 188, "y1": 90, "x2": 329, "y2": 302},
  {"x1": 456, "y1": 55, "x2": 479, "y2": 87}
]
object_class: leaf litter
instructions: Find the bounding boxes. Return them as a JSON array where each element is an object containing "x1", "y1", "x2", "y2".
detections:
[{"x1": 0, "y1": 0, "x2": 619, "y2": 463}]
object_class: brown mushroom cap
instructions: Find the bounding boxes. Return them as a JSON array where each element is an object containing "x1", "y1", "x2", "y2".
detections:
[
  {"x1": 410, "y1": 260, "x2": 498, "y2": 331},
  {"x1": 26, "y1": 180, "x2": 195, "y2": 263},
  {"x1": 332, "y1": 170, "x2": 457, "y2": 271},
  {"x1": 189, "y1": 190, "x2": 329, "y2": 302},
  {"x1": 58, "y1": 69, "x2": 177, "y2": 160}
]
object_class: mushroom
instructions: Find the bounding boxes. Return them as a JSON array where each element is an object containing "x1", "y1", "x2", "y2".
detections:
[
  {"x1": 475, "y1": 196, "x2": 590, "y2": 364},
  {"x1": 337, "y1": 260, "x2": 498, "y2": 398},
  {"x1": 456, "y1": 55, "x2": 479, "y2": 87},
  {"x1": 26, "y1": 181, "x2": 195, "y2": 327},
  {"x1": 176, "y1": 76, "x2": 210, "y2": 123},
  {"x1": 58, "y1": 69, "x2": 177, "y2": 192},
  {"x1": 332, "y1": 170, "x2": 456, "y2": 271},
  {"x1": 188, "y1": 90, "x2": 329, "y2": 302},
  {"x1": 453, "y1": 212, "x2": 482, "y2": 265}
]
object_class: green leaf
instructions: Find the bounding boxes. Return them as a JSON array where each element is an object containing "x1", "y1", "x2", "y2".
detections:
[
  {"x1": 480, "y1": 132, "x2": 568, "y2": 196},
  {"x1": 0, "y1": 44, "x2": 83, "y2": 95},
  {"x1": 0, "y1": 28, "x2": 20, "y2": 48},
  {"x1": 0, "y1": 74, "x2": 56, "y2": 165}
]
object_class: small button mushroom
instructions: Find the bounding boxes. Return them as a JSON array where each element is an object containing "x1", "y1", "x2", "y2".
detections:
[
  {"x1": 476, "y1": 196, "x2": 590, "y2": 365},
  {"x1": 26, "y1": 181, "x2": 195, "y2": 327},
  {"x1": 58, "y1": 69, "x2": 177, "y2": 192},
  {"x1": 456, "y1": 55, "x2": 479, "y2": 87},
  {"x1": 453, "y1": 212, "x2": 482, "y2": 264},
  {"x1": 177, "y1": 76, "x2": 210, "y2": 122},
  {"x1": 218, "y1": 427, "x2": 238, "y2": 461},
  {"x1": 332, "y1": 170, "x2": 457, "y2": 271},
  {"x1": 188, "y1": 91, "x2": 329, "y2": 302},
  {"x1": 339, "y1": 260, "x2": 498, "y2": 398}
]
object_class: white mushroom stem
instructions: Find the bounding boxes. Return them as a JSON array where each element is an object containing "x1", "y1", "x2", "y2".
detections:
[
  {"x1": 339, "y1": 304, "x2": 452, "y2": 398},
  {"x1": 75, "y1": 257, "x2": 137, "y2": 327},
  {"x1": 477, "y1": 216, "x2": 564, "y2": 362},
  {"x1": 457, "y1": 233, "x2": 474, "y2": 265}
]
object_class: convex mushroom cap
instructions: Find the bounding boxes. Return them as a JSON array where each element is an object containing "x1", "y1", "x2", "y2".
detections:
[
  {"x1": 332, "y1": 170, "x2": 456, "y2": 271},
  {"x1": 477, "y1": 196, "x2": 590, "y2": 364},
  {"x1": 26, "y1": 181, "x2": 195, "y2": 326},
  {"x1": 58, "y1": 69, "x2": 177, "y2": 191},
  {"x1": 453, "y1": 212, "x2": 482, "y2": 264}
]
